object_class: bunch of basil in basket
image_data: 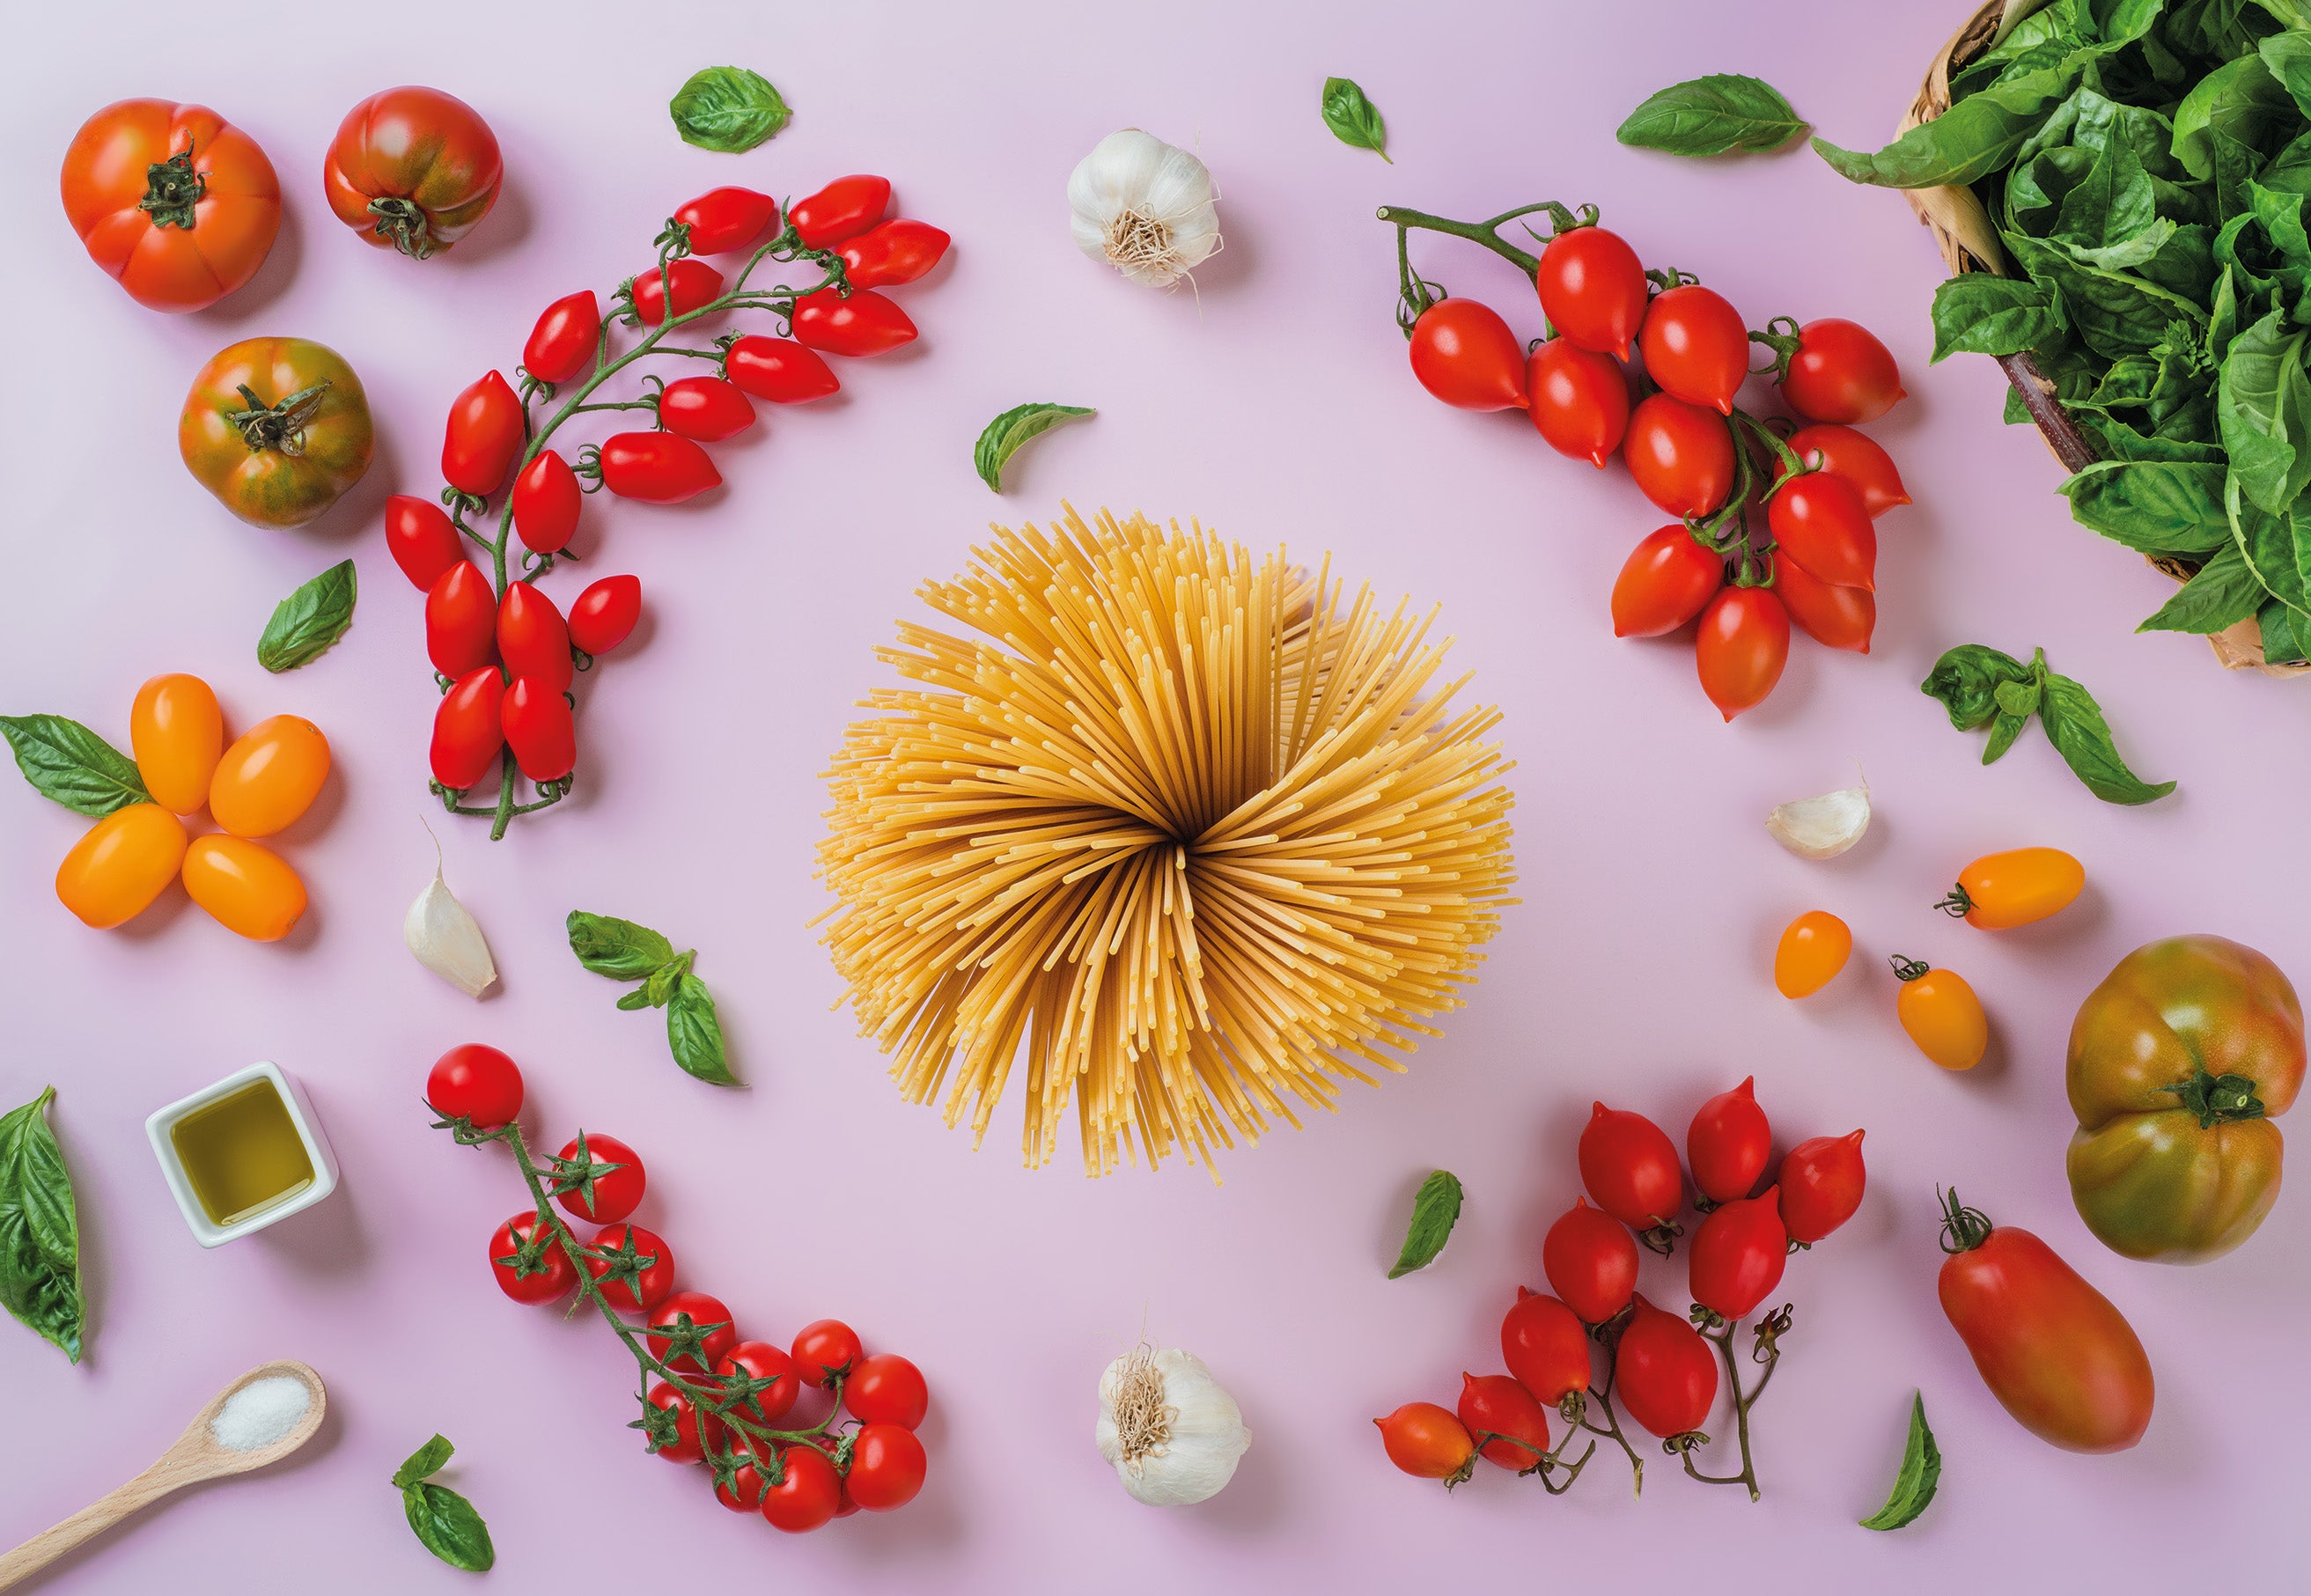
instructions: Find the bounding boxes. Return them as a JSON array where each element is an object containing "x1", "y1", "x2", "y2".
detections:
[{"x1": 1819, "y1": 0, "x2": 2311, "y2": 663}]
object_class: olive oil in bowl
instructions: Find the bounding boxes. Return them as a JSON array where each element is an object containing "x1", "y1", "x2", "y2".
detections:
[{"x1": 169, "y1": 1079, "x2": 314, "y2": 1225}]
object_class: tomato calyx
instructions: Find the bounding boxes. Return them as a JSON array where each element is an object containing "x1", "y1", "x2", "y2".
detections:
[
  {"x1": 1747, "y1": 313, "x2": 1805, "y2": 379},
  {"x1": 224, "y1": 382, "x2": 333, "y2": 457},
  {"x1": 2161, "y1": 1067, "x2": 2269, "y2": 1128},
  {"x1": 1890, "y1": 953, "x2": 1932, "y2": 983},
  {"x1": 137, "y1": 144, "x2": 205, "y2": 229},
  {"x1": 1937, "y1": 1186, "x2": 1995, "y2": 1254},
  {"x1": 366, "y1": 195, "x2": 438, "y2": 260},
  {"x1": 491, "y1": 1209, "x2": 563, "y2": 1283},
  {"x1": 547, "y1": 1131, "x2": 631, "y2": 1212}
]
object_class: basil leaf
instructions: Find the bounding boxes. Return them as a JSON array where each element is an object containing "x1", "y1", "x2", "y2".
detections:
[
  {"x1": 2217, "y1": 307, "x2": 2311, "y2": 514},
  {"x1": 402, "y1": 1483, "x2": 494, "y2": 1572},
  {"x1": 2173, "y1": 54, "x2": 2293, "y2": 180},
  {"x1": 1930, "y1": 275, "x2": 2062, "y2": 361},
  {"x1": 643, "y1": 951, "x2": 693, "y2": 1009},
  {"x1": 0, "y1": 715, "x2": 150, "y2": 817},
  {"x1": 2138, "y1": 539, "x2": 2267, "y2": 631},
  {"x1": 1983, "y1": 709, "x2": 2032, "y2": 764},
  {"x1": 392, "y1": 1433, "x2": 456, "y2": 1490},
  {"x1": 667, "y1": 66, "x2": 790, "y2": 154},
  {"x1": 1387, "y1": 1169, "x2": 1464, "y2": 1278},
  {"x1": 2039, "y1": 670, "x2": 2177, "y2": 803},
  {"x1": 614, "y1": 987, "x2": 653, "y2": 1012},
  {"x1": 566, "y1": 911, "x2": 676, "y2": 981},
  {"x1": 1814, "y1": 55, "x2": 2086, "y2": 188},
  {"x1": 666, "y1": 975, "x2": 737, "y2": 1086},
  {"x1": 2257, "y1": 596, "x2": 2307, "y2": 662},
  {"x1": 1617, "y1": 74, "x2": 1807, "y2": 157},
  {"x1": 2228, "y1": 476, "x2": 2311, "y2": 614},
  {"x1": 2062, "y1": 460, "x2": 2233, "y2": 555},
  {"x1": 258, "y1": 559, "x2": 357, "y2": 673},
  {"x1": 2263, "y1": 29, "x2": 2311, "y2": 119},
  {"x1": 974, "y1": 403, "x2": 1094, "y2": 493},
  {"x1": 0, "y1": 1087, "x2": 84, "y2": 1364},
  {"x1": 1919, "y1": 644, "x2": 2032, "y2": 731},
  {"x1": 1320, "y1": 77, "x2": 1390, "y2": 162},
  {"x1": 1859, "y1": 1393, "x2": 1943, "y2": 1531}
]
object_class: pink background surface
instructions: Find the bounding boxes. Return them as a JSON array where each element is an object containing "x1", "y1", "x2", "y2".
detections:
[{"x1": 5, "y1": 2, "x2": 2307, "y2": 1590}]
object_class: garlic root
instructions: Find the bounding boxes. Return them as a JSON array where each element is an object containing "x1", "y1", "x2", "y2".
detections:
[{"x1": 1096, "y1": 1344, "x2": 1250, "y2": 1505}]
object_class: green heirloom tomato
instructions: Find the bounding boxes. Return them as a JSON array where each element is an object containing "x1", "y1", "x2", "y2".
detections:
[
  {"x1": 2065, "y1": 936, "x2": 2302, "y2": 1263},
  {"x1": 179, "y1": 337, "x2": 374, "y2": 528}
]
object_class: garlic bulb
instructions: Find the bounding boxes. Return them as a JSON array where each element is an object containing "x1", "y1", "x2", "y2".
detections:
[
  {"x1": 1096, "y1": 1345, "x2": 1249, "y2": 1505},
  {"x1": 1766, "y1": 782, "x2": 1872, "y2": 859},
  {"x1": 406, "y1": 827, "x2": 498, "y2": 997},
  {"x1": 1068, "y1": 130, "x2": 1222, "y2": 288}
]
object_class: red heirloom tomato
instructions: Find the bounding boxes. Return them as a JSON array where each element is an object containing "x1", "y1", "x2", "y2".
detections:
[
  {"x1": 550, "y1": 1130, "x2": 644, "y2": 1223},
  {"x1": 386, "y1": 496, "x2": 464, "y2": 591},
  {"x1": 323, "y1": 86, "x2": 502, "y2": 258},
  {"x1": 725, "y1": 335, "x2": 840, "y2": 403},
  {"x1": 1612, "y1": 526, "x2": 1724, "y2": 638},
  {"x1": 1374, "y1": 1401, "x2": 1476, "y2": 1479},
  {"x1": 569, "y1": 576, "x2": 642, "y2": 655},
  {"x1": 1779, "y1": 1130, "x2": 1866, "y2": 1244},
  {"x1": 1615, "y1": 1296, "x2": 1718, "y2": 1438},
  {"x1": 1535, "y1": 224, "x2": 1647, "y2": 356},
  {"x1": 1543, "y1": 1198, "x2": 1639, "y2": 1323},
  {"x1": 790, "y1": 174, "x2": 891, "y2": 247},
  {"x1": 630, "y1": 257, "x2": 726, "y2": 326},
  {"x1": 442, "y1": 371, "x2": 524, "y2": 497},
  {"x1": 1695, "y1": 586, "x2": 1790, "y2": 722},
  {"x1": 674, "y1": 186, "x2": 778, "y2": 254},
  {"x1": 179, "y1": 338, "x2": 374, "y2": 529},
  {"x1": 642, "y1": 1379, "x2": 721, "y2": 1465},
  {"x1": 1408, "y1": 298, "x2": 1529, "y2": 412},
  {"x1": 1770, "y1": 548, "x2": 1875, "y2": 654},
  {"x1": 1780, "y1": 318, "x2": 1904, "y2": 424},
  {"x1": 1781, "y1": 423, "x2": 1910, "y2": 518},
  {"x1": 1640, "y1": 283, "x2": 1750, "y2": 414},
  {"x1": 430, "y1": 668, "x2": 505, "y2": 791},
  {"x1": 1623, "y1": 393, "x2": 1734, "y2": 519},
  {"x1": 649, "y1": 1291, "x2": 740, "y2": 1373},
  {"x1": 1579, "y1": 1102, "x2": 1683, "y2": 1235},
  {"x1": 502, "y1": 677, "x2": 575, "y2": 782},
  {"x1": 1689, "y1": 1188, "x2": 1788, "y2": 1320},
  {"x1": 60, "y1": 99, "x2": 281, "y2": 312},
  {"x1": 1768, "y1": 472, "x2": 1876, "y2": 590},
  {"x1": 792, "y1": 287, "x2": 917, "y2": 357},
  {"x1": 1937, "y1": 1190, "x2": 2153, "y2": 1453},
  {"x1": 1500, "y1": 1288, "x2": 1591, "y2": 1402},
  {"x1": 599, "y1": 432, "x2": 721, "y2": 503},
  {"x1": 716, "y1": 1341, "x2": 802, "y2": 1426},
  {"x1": 1457, "y1": 1372, "x2": 1551, "y2": 1469},
  {"x1": 512, "y1": 450, "x2": 581, "y2": 554},
  {"x1": 427, "y1": 1043, "x2": 523, "y2": 1129},
  {"x1": 489, "y1": 1211, "x2": 573, "y2": 1305},
  {"x1": 524, "y1": 290, "x2": 601, "y2": 386},
  {"x1": 497, "y1": 583, "x2": 573, "y2": 692},
  {"x1": 426, "y1": 563, "x2": 498, "y2": 678},
  {"x1": 761, "y1": 1445, "x2": 842, "y2": 1532},
  {"x1": 659, "y1": 376, "x2": 757, "y2": 442},
  {"x1": 847, "y1": 1424, "x2": 928, "y2": 1511},
  {"x1": 845, "y1": 1354, "x2": 929, "y2": 1429},
  {"x1": 791, "y1": 1319, "x2": 864, "y2": 1386},
  {"x1": 586, "y1": 1223, "x2": 674, "y2": 1312},
  {"x1": 1526, "y1": 338, "x2": 1630, "y2": 465},
  {"x1": 1688, "y1": 1077, "x2": 1770, "y2": 1205},
  {"x1": 840, "y1": 219, "x2": 951, "y2": 288}
]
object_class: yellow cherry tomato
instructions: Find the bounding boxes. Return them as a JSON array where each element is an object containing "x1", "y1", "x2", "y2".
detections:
[
  {"x1": 55, "y1": 804, "x2": 188, "y2": 928},
  {"x1": 129, "y1": 673, "x2": 224, "y2": 817},
  {"x1": 208, "y1": 714, "x2": 331, "y2": 837},
  {"x1": 180, "y1": 835, "x2": 307, "y2": 941},
  {"x1": 1893, "y1": 956, "x2": 1988, "y2": 1070},
  {"x1": 1774, "y1": 909, "x2": 1852, "y2": 998},
  {"x1": 1938, "y1": 847, "x2": 2084, "y2": 930}
]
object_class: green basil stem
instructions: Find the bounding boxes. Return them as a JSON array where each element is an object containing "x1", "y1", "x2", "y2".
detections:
[{"x1": 1674, "y1": 1305, "x2": 1792, "y2": 1501}]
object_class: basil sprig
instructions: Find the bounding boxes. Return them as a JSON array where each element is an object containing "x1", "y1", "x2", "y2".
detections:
[
  {"x1": 566, "y1": 911, "x2": 736, "y2": 1085},
  {"x1": 1, "y1": 715, "x2": 149, "y2": 816},
  {"x1": 0, "y1": 1087, "x2": 85, "y2": 1364},
  {"x1": 393, "y1": 1434, "x2": 494, "y2": 1572},
  {"x1": 1922, "y1": 644, "x2": 2175, "y2": 805},
  {"x1": 1321, "y1": 77, "x2": 1392, "y2": 162},
  {"x1": 974, "y1": 402, "x2": 1093, "y2": 493},
  {"x1": 668, "y1": 66, "x2": 790, "y2": 153},
  {"x1": 258, "y1": 558, "x2": 358, "y2": 673},
  {"x1": 1617, "y1": 74, "x2": 1807, "y2": 156},
  {"x1": 1387, "y1": 1169, "x2": 1464, "y2": 1278}
]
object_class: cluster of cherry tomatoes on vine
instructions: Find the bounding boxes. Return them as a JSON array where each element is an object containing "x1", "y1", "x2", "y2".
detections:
[
  {"x1": 1385, "y1": 201, "x2": 1910, "y2": 719},
  {"x1": 1377, "y1": 1082, "x2": 1866, "y2": 1497}
]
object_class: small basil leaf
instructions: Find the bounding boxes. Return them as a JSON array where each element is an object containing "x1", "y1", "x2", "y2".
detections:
[
  {"x1": 1992, "y1": 677, "x2": 2042, "y2": 717},
  {"x1": 1320, "y1": 76, "x2": 1391, "y2": 162},
  {"x1": 666, "y1": 975, "x2": 738, "y2": 1086},
  {"x1": 1930, "y1": 275, "x2": 2062, "y2": 362},
  {"x1": 2138, "y1": 540, "x2": 2268, "y2": 633},
  {"x1": 2039, "y1": 670, "x2": 2177, "y2": 804},
  {"x1": 1919, "y1": 644, "x2": 2032, "y2": 731},
  {"x1": 566, "y1": 911, "x2": 677, "y2": 981},
  {"x1": 1983, "y1": 709, "x2": 2032, "y2": 764},
  {"x1": 0, "y1": 1087, "x2": 84, "y2": 1364},
  {"x1": 1387, "y1": 1169, "x2": 1464, "y2": 1278},
  {"x1": 257, "y1": 559, "x2": 357, "y2": 673},
  {"x1": 1616, "y1": 74, "x2": 1807, "y2": 157},
  {"x1": 668, "y1": 66, "x2": 790, "y2": 154},
  {"x1": 391, "y1": 1432, "x2": 456, "y2": 1491},
  {"x1": 0, "y1": 715, "x2": 150, "y2": 817},
  {"x1": 1859, "y1": 1392, "x2": 1942, "y2": 1531},
  {"x1": 643, "y1": 952, "x2": 692, "y2": 1009},
  {"x1": 402, "y1": 1482, "x2": 494, "y2": 1572},
  {"x1": 974, "y1": 403, "x2": 1094, "y2": 493}
]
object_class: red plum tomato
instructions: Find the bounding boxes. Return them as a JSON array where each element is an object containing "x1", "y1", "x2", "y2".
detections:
[
  {"x1": 1458, "y1": 1372, "x2": 1551, "y2": 1469},
  {"x1": 1501, "y1": 1288, "x2": 1591, "y2": 1403},
  {"x1": 569, "y1": 576, "x2": 641, "y2": 656},
  {"x1": 1695, "y1": 586, "x2": 1790, "y2": 722},
  {"x1": 1535, "y1": 225, "x2": 1646, "y2": 356},
  {"x1": 1612, "y1": 526, "x2": 1723, "y2": 638},
  {"x1": 1639, "y1": 284, "x2": 1749, "y2": 413},
  {"x1": 1526, "y1": 338, "x2": 1630, "y2": 465},
  {"x1": 1687, "y1": 1077, "x2": 1770, "y2": 1205},
  {"x1": 1543, "y1": 1197, "x2": 1639, "y2": 1323},
  {"x1": 1578, "y1": 1102, "x2": 1683, "y2": 1232},
  {"x1": 1409, "y1": 298, "x2": 1528, "y2": 412},
  {"x1": 1780, "y1": 1130, "x2": 1866, "y2": 1244}
]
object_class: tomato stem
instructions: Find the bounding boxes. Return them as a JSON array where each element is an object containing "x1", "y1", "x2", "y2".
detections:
[
  {"x1": 367, "y1": 196, "x2": 437, "y2": 260},
  {"x1": 1679, "y1": 1305, "x2": 1789, "y2": 1502},
  {"x1": 137, "y1": 146, "x2": 205, "y2": 229},
  {"x1": 1933, "y1": 884, "x2": 1976, "y2": 919},
  {"x1": 1936, "y1": 1186, "x2": 1994, "y2": 1254}
]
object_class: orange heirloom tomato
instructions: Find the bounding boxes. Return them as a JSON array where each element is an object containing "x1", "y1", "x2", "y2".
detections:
[
  {"x1": 1895, "y1": 957, "x2": 1987, "y2": 1070},
  {"x1": 55, "y1": 804, "x2": 188, "y2": 929},
  {"x1": 323, "y1": 87, "x2": 503, "y2": 260},
  {"x1": 181, "y1": 835, "x2": 306, "y2": 941},
  {"x1": 129, "y1": 673, "x2": 224, "y2": 816},
  {"x1": 1939, "y1": 847, "x2": 2084, "y2": 930},
  {"x1": 1774, "y1": 909, "x2": 1851, "y2": 998},
  {"x1": 59, "y1": 99, "x2": 280, "y2": 312},
  {"x1": 180, "y1": 338, "x2": 374, "y2": 529},
  {"x1": 209, "y1": 715, "x2": 330, "y2": 838}
]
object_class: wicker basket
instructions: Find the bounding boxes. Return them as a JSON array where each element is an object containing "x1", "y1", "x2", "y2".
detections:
[{"x1": 1902, "y1": 0, "x2": 2308, "y2": 676}]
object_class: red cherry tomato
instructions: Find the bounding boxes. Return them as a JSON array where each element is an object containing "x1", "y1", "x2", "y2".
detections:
[
  {"x1": 789, "y1": 174, "x2": 891, "y2": 247},
  {"x1": 724, "y1": 335, "x2": 840, "y2": 403},
  {"x1": 1687, "y1": 1077, "x2": 1770, "y2": 1206},
  {"x1": 791, "y1": 288, "x2": 916, "y2": 357},
  {"x1": 426, "y1": 1042, "x2": 523, "y2": 1129},
  {"x1": 386, "y1": 495, "x2": 463, "y2": 591},
  {"x1": 1771, "y1": 548, "x2": 1876, "y2": 654},
  {"x1": 715, "y1": 1341, "x2": 802, "y2": 1427},
  {"x1": 1689, "y1": 1188, "x2": 1789, "y2": 1320},
  {"x1": 714, "y1": 1438, "x2": 766, "y2": 1512},
  {"x1": 322, "y1": 86, "x2": 501, "y2": 259},
  {"x1": 1374, "y1": 1401, "x2": 1476, "y2": 1479},
  {"x1": 1639, "y1": 284, "x2": 1750, "y2": 414},
  {"x1": 425, "y1": 563, "x2": 497, "y2": 678},
  {"x1": 1612, "y1": 526, "x2": 1724, "y2": 638},
  {"x1": 1779, "y1": 1130, "x2": 1866, "y2": 1244},
  {"x1": 430, "y1": 667, "x2": 504, "y2": 791},
  {"x1": 512, "y1": 450, "x2": 581, "y2": 554},
  {"x1": 649, "y1": 1291, "x2": 740, "y2": 1374},
  {"x1": 502, "y1": 676, "x2": 575, "y2": 782},
  {"x1": 488, "y1": 1210, "x2": 573, "y2": 1305},
  {"x1": 585, "y1": 1223, "x2": 674, "y2": 1312},
  {"x1": 846, "y1": 1423, "x2": 928, "y2": 1511},
  {"x1": 441, "y1": 371, "x2": 524, "y2": 497},
  {"x1": 659, "y1": 376, "x2": 756, "y2": 442},
  {"x1": 839, "y1": 219, "x2": 950, "y2": 288},
  {"x1": 1501, "y1": 1288, "x2": 1591, "y2": 1403},
  {"x1": 1781, "y1": 318, "x2": 1904, "y2": 424},
  {"x1": 1615, "y1": 1296, "x2": 1718, "y2": 1438},
  {"x1": 1526, "y1": 338, "x2": 1629, "y2": 465},
  {"x1": 642, "y1": 1379, "x2": 721, "y2": 1465},
  {"x1": 1535, "y1": 225, "x2": 1647, "y2": 356},
  {"x1": 845, "y1": 1353, "x2": 929, "y2": 1429},
  {"x1": 1457, "y1": 1372, "x2": 1552, "y2": 1469},
  {"x1": 791, "y1": 1319, "x2": 864, "y2": 1387},
  {"x1": 1695, "y1": 586, "x2": 1790, "y2": 722},
  {"x1": 673, "y1": 186, "x2": 778, "y2": 254},
  {"x1": 1769, "y1": 472, "x2": 1876, "y2": 590},
  {"x1": 569, "y1": 575, "x2": 642, "y2": 656},
  {"x1": 524, "y1": 290, "x2": 600, "y2": 386},
  {"x1": 1408, "y1": 298, "x2": 1529, "y2": 412},
  {"x1": 497, "y1": 583, "x2": 572, "y2": 693},
  {"x1": 1543, "y1": 1198, "x2": 1639, "y2": 1324},
  {"x1": 1578, "y1": 1102, "x2": 1683, "y2": 1234},
  {"x1": 1623, "y1": 393, "x2": 1734, "y2": 519},
  {"x1": 629, "y1": 257, "x2": 725, "y2": 326},
  {"x1": 549, "y1": 1130, "x2": 644, "y2": 1224},
  {"x1": 1781, "y1": 423, "x2": 1910, "y2": 518},
  {"x1": 760, "y1": 1445, "x2": 842, "y2": 1532},
  {"x1": 598, "y1": 432, "x2": 720, "y2": 503}
]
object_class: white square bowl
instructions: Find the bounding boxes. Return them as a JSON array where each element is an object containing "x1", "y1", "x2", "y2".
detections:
[{"x1": 145, "y1": 1062, "x2": 340, "y2": 1248}]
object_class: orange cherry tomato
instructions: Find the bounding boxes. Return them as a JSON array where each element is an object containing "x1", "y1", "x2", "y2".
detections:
[
  {"x1": 1895, "y1": 958, "x2": 1988, "y2": 1070},
  {"x1": 208, "y1": 716, "x2": 331, "y2": 838},
  {"x1": 1939, "y1": 848, "x2": 2084, "y2": 930},
  {"x1": 56, "y1": 805, "x2": 189, "y2": 929},
  {"x1": 129, "y1": 673, "x2": 224, "y2": 816},
  {"x1": 59, "y1": 99, "x2": 281, "y2": 312},
  {"x1": 1774, "y1": 910, "x2": 1852, "y2": 998},
  {"x1": 181, "y1": 835, "x2": 306, "y2": 941}
]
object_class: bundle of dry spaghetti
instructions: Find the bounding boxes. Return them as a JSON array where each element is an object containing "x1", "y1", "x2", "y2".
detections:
[{"x1": 815, "y1": 506, "x2": 1517, "y2": 1177}]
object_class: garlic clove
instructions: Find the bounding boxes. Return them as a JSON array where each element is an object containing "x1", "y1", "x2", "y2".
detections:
[
  {"x1": 1766, "y1": 783, "x2": 1872, "y2": 859},
  {"x1": 1096, "y1": 1345, "x2": 1250, "y2": 1506},
  {"x1": 406, "y1": 828, "x2": 498, "y2": 997}
]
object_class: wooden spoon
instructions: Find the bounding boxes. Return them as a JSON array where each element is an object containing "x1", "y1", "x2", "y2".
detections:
[{"x1": 0, "y1": 1360, "x2": 326, "y2": 1591}]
